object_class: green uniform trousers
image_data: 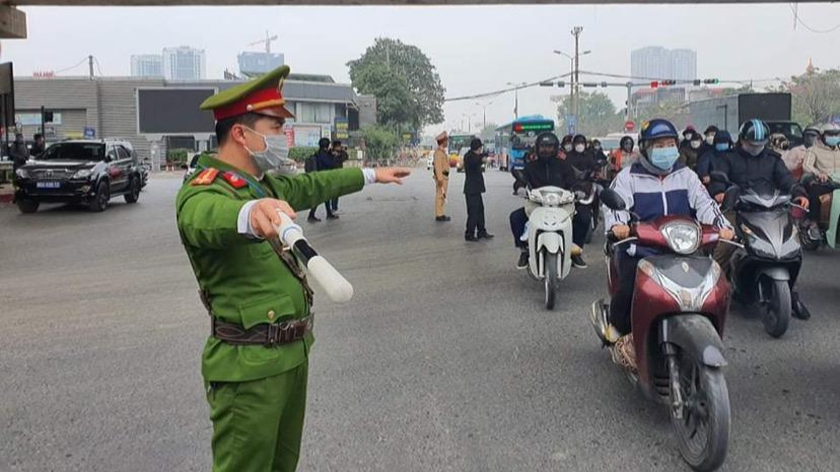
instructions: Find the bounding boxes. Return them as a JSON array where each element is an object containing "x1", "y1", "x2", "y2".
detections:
[{"x1": 206, "y1": 360, "x2": 308, "y2": 472}]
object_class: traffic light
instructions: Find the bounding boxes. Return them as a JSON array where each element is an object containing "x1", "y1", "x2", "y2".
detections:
[
  {"x1": 650, "y1": 81, "x2": 659, "y2": 89},
  {"x1": 557, "y1": 81, "x2": 565, "y2": 88},
  {"x1": 661, "y1": 80, "x2": 677, "y2": 86},
  {"x1": 44, "y1": 111, "x2": 54, "y2": 123},
  {"x1": 703, "y1": 78, "x2": 719, "y2": 84},
  {"x1": 601, "y1": 82, "x2": 608, "y2": 88},
  {"x1": 540, "y1": 82, "x2": 554, "y2": 87},
  {"x1": 693, "y1": 79, "x2": 702, "y2": 86}
]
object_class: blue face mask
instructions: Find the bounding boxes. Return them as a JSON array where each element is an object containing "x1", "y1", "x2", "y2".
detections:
[
  {"x1": 649, "y1": 146, "x2": 680, "y2": 170},
  {"x1": 826, "y1": 136, "x2": 840, "y2": 147},
  {"x1": 715, "y1": 143, "x2": 729, "y2": 152}
]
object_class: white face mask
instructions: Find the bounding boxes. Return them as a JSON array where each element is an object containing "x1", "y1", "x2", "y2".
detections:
[
  {"x1": 574, "y1": 144, "x2": 586, "y2": 153},
  {"x1": 705, "y1": 135, "x2": 715, "y2": 145},
  {"x1": 563, "y1": 144, "x2": 573, "y2": 152},
  {"x1": 690, "y1": 140, "x2": 702, "y2": 149},
  {"x1": 243, "y1": 127, "x2": 292, "y2": 173}
]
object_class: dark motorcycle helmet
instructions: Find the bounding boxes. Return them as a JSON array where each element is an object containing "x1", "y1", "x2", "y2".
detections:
[
  {"x1": 535, "y1": 132, "x2": 561, "y2": 160},
  {"x1": 638, "y1": 119, "x2": 680, "y2": 158},
  {"x1": 739, "y1": 119, "x2": 771, "y2": 144}
]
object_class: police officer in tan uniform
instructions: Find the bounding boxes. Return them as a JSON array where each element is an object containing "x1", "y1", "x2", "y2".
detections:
[{"x1": 433, "y1": 131, "x2": 451, "y2": 221}]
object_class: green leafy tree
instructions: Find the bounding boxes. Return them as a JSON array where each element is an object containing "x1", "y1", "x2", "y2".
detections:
[
  {"x1": 361, "y1": 125, "x2": 401, "y2": 163},
  {"x1": 778, "y1": 69, "x2": 840, "y2": 126},
  {"x1": 556, "y1": 91, "x2": 624, "y2": 137},
  {"x1": 348, "y1": 38, "x2": 445, "y2": 132}
]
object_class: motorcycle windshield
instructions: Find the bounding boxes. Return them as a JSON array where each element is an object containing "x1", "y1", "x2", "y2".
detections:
[{"x1": 738, "y1": 185, "x2": 790, "y2": 209}]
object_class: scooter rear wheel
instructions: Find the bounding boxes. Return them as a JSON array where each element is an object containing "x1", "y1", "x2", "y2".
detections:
[
  {"x1": 760, "y1": 277, "x2": 791, "y2": 338},
  {"x1": 672, "y1": 358, "x2": 731, "y2": 472}
]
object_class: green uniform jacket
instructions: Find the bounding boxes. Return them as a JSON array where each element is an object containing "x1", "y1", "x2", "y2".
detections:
[{"x1": 176, "y1": 154, "x2": 365, "y2": 382}]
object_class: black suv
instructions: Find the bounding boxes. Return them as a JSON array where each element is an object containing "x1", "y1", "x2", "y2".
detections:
[{"x1": 14, "y1": 138, "x2": 143, "y2": 213}]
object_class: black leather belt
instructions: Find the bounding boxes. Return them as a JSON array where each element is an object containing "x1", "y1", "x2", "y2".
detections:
[{"x1": 212, "y1": 316, "x2": 312, "y2": 347}]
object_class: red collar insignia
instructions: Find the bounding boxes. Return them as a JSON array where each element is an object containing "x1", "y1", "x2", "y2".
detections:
[{"x1": 221, "y1": 171, "x2": 248, "y2": 189}]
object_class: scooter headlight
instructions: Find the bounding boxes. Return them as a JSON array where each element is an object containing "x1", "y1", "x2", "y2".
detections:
[
  {"x1": 661, "y1": 222, "x2": 701, "y2": 255},
  {"x1": 543, "y1": 191, "x2": 562, "y2": 207},
  {"x1": 15, "y1": 168, "x2": 29, "y2": 179}
]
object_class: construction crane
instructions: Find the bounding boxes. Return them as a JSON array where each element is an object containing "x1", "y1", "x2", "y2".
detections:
[{"x1": 247, "y1": 31, "x2": 278, "y2": 55}]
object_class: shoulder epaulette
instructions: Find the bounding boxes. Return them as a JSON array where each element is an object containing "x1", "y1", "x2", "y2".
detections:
[{"x1": 191, "y1": 168, "x2": 219, "y2": 186}]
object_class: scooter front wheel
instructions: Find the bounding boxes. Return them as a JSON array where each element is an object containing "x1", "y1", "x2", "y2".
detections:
[
  {"x1": 672, "y1": 359, "x2": 731, "y2": 472},
  {"x1": 760, "y1": 277, "x2": 791, "y2": 338},
  {"x1": 544, "y1": 252, "x2": 559, "y2": 310}
]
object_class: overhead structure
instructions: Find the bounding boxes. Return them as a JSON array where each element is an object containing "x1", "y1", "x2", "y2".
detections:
[{"x1": 0, "y1": 0, "x2": 829, "y2": 38}]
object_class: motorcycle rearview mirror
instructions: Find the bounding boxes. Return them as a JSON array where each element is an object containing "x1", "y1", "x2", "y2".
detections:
[
  {"x1": 600, "y1": 189, "x2": 626, "y2": 211},
  {"x1": 721, "y1": 186, "x2": 741, "y2": 211},
  {"x1": 710, "y1": 171, "x2": 732, "y2": 185}
]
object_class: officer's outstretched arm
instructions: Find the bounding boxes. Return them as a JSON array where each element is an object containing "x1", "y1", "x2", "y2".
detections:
[
  {"x1": 177, "y1": 188, "x2": 256, "y2": 249},
  {"x1": 263, "y1": 168, "x2": 366, "y2": 211}
]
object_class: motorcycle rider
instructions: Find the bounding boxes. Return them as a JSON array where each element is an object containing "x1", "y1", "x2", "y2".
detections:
[
  {"x1": 509, "y1": 132, "x2": 578, "y2": 269},
  {"x1": 595, "y1": 119, "x2": 733, "y2": 366},
  {"x1": 560, "y1": 134, "x2": 574, "y2": 158},
  {"x1": 610, "y1": 136, "x2": 639, "y2": 178},
  {"x1": 709, "y1": 119, "x2": 811, "y2": 319},
  {"x1": 697, "y1": 130, "x2": 734, "y2": 186},
  {"x1": 783, "y1": 125, "x2": 820, "y2": 181},
  {"x1": 679, "y1": 125, "x2": 698, "y2": 151},
  {"x1": 801, "y1": 122, "x2": 840, "y2": 235},
  {"x1": 703, "y1": 125, "x2": 719, "y2": 148},
  {"x1": 562, "y1": 134, "x2": 599, "y2": 268},
  {"x1": 679, "y1": 130, "x2": 705, "y2": 170}
]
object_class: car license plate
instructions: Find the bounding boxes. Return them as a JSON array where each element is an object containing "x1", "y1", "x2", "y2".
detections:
[{"x1": 36, "y1": 182, "x2": 61, "y2": 189}]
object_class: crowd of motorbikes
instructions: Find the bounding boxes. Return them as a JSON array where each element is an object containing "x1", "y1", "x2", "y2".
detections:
[{"x1": 506, "y1": 119, "x2": 840, "y2": 472}]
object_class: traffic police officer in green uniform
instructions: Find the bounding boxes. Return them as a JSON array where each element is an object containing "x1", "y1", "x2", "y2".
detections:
[{"x1": 176, "y1": 65, "x2": 410, "y2": 472}]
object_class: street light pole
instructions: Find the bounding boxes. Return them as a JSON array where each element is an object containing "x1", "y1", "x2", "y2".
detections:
[
  {"x1": 506, "y1": 82, "x2": 525, "y2": 120},
  {"x1": 572, "y1": 26, "x2": 583, "y2": 120}
]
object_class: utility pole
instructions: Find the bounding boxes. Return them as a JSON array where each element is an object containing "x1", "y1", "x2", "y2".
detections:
[
  {"x1": 571, "y1": 27, "x2": 583, "y2": 120},
  {"x1": 625, "y1": 82, "x2": 633, "y2": 122},
  {"x1": 88, "y1": 55, "x2": 94, "y2": 79}
]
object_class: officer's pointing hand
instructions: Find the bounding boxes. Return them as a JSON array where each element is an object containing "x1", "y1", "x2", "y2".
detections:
[
  {"x1": 375, "y1": 167, "x2": 412, "y2": 185},
  {"x1": 251, "y1": 198, "x2": 297, "y2": 239}
]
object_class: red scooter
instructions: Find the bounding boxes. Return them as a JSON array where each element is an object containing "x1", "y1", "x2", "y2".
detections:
[{"x1": 591, "y1": 189, "x2": 735, "y2": 472}]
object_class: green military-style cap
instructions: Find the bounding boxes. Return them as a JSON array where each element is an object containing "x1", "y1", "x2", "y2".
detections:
[{"x1": 200, "y1": 65, "x2": 295, "y2": 121}]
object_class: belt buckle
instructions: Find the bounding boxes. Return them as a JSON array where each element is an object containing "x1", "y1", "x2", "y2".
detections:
[{"x1": 266, "y1": 323, "x2": 280, "y2": 347}]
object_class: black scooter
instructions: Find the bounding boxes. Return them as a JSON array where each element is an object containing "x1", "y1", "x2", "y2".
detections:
[{"x1": 720, "y1": 179, "x2": 806, "y2": 338}]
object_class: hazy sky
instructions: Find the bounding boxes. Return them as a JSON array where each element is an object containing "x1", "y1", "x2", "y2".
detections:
[{"x1": 4, "y1": 3, "x2": 840, "y2": 134}]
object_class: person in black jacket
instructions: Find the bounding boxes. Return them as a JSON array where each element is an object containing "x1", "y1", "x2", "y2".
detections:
[
  {"x1": 464, "y1": 138, "x2": 493, "y2": 242},
  {"x1": 696, "y1": 130, "x2": 733, "y2": 187},
  {"x1": 509, "y1": 132, "x2": 577, "y2": 269},
  {"x1": 307, "y1": 137, "x2": 338, "y2": 222},
  {"x1": 708, "y1": 120, "x2": 811, "y2": 319},
  {"x1": 562, "y1": 134, "x2": 598, "y2": 268},
  {"x1": 329, "y1": 140, "x2": 348, "y2": 214}
]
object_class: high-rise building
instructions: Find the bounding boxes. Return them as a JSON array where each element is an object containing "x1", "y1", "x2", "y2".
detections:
[
  {"x1": 162, "y1": 46, "x2": 206, "y2": 81},
  {"x1": 130, "y1": 54, "x2": 163, "y2": 78},
  {"x1": 238, "y1": 51, "x2": 284, "y2": 78},
  {"x1": 631, "y1": 46, "x2": 697, "y2": 82},
  {"x1": 670, "y1": 49, "x2": 698, "y2": 82}
]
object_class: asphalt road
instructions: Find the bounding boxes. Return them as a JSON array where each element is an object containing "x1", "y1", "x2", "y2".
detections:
[{"x1": 1, "y1": 169, "x2": 838, "y2": 472}]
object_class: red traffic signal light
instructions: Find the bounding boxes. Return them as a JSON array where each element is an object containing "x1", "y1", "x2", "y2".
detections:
[{"x1": 650, "y1": 81, "x2": 659, "y2": 89}]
